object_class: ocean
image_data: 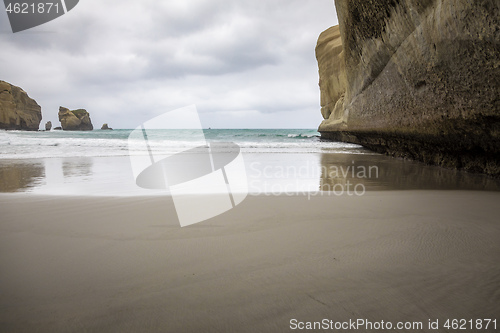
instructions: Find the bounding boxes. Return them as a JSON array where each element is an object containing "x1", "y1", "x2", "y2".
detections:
[
  {"x1": 0, "y1": 129, "x2": 498, "y2": 195},
  {"x1": 0, "y1": 129, "x2": 365, "y2": 159}
]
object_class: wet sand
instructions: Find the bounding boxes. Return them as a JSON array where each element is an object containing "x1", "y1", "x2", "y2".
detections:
[
  {"x1": 1, "y1": 191, "x2": 499, "y2": 332},
  {"x1": 1, "y1": 154, "x2": 499, "y2": 196}
]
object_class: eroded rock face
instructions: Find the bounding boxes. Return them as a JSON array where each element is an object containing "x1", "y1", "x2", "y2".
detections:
[
  {"x1": 0, "y1": 80, "x2": 42, "y2": 131},
  {"x1": 58, "y1": 107, "x2": 93, "y2": 131},
  {"x1": 316, "y1": 25, "x2": 347, "y2": 122},
  {"x1": 318, "y1": 0, "x2": 500, "y2": 177}
]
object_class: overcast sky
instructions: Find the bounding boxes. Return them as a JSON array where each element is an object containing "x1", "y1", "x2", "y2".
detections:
[{"x1": 1, "y1": 0, "x2": 338, "y2": 129}]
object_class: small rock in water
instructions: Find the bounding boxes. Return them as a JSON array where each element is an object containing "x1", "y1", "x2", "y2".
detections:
[{"x1": 101, "y1": 123, "x2": 113, "y2": 130}]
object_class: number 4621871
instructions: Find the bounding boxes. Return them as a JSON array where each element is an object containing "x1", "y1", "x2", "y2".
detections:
[{"x1": 5, "y1": 3, "x2": 60, "y2": 14}]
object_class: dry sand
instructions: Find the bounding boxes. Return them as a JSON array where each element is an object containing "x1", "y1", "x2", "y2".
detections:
[{"x1": 1, "y1": 191, "x2": 499, "y2": 332}]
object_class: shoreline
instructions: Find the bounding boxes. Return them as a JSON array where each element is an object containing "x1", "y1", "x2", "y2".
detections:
[{"x1": 1, "y1": 191, "x2": 499, "y2": 332}]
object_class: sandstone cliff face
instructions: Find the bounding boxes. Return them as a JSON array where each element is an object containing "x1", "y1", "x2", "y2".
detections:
[
  {"x1": 0, "y1": 81, "x2": 42, "y2": 131},
  {"x1": 58, "y1": 107, "x2": 93, "y2": 131},
  {"x1": 318, "y1": 0, "x2": 500, "y2": 177},
  {"x1": 316, "y1": 25, "x2": 347, "y2": 122}
]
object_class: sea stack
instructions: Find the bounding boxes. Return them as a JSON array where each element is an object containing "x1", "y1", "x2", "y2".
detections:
[
  {"x1": 58, "y1": 107, "x2": 93, "y2": 131},
  {"x1": 45, "y1": 121, "x2": 52, "y2": 131},
  {"x1": 317, "y1": 0, "x2": 500, "y2": 177},
  {"x1": 0, "y1": 80, "x2": 42, "y2": 131},
  {"x1": 101, "y1": 123, "x2": 113, "y2": 130}
]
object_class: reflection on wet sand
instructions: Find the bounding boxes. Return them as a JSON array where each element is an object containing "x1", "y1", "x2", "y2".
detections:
[
  {"x1": 0, "y1": 157, "x2": 95, "y2": 193},
  {"x1": 1, "y1": 154, "x2": 499, "y2": 194},
  {"x1": 320, "y1": 153, "x2": 500, "y2": 191},
  {"x1": 0, "y1": 161, "x2": 45, "y2": 192},
  {"x1": 62, "y1": 158, "x2": 93, "y2": 179}
]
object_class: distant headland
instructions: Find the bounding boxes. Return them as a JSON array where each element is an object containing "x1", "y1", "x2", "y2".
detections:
[{"x1": 0, "y1": 80, "x2": 41, "y2": 131}]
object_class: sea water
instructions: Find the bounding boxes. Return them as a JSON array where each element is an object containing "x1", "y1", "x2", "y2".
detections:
[
  {"x1": 0, "y1": 129, "x2": 498, "y2": 195},
  {"x1": 0, "y1": 129, "x2": 365, "y2": 159}
]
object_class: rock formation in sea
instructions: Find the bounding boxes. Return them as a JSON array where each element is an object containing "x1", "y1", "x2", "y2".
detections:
[
  {"x1": 58, "y1": 107, "x2": 93, "y2": 131},
  {"x1": 0, "y1": 80, "x2": 42, "y2": 131},
  {"x1": 101, "y1": 123, "x2": 113, "y2": 130},
  {"x1": 45, "y1": 121, "x2": 52, "y2": 131},
  {"x1": 317, "y1": 0, "x2": 500, "y2": 177}
]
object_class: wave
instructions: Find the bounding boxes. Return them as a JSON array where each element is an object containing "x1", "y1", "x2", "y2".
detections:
[
  {"x1": 287, "y1": 133, "x2": 319, "y2": 138},
  {"x1": 0, "y1": 129, "x2": 365, "y2": 159}
]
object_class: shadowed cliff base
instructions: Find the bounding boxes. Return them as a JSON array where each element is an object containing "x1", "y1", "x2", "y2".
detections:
[
  {"x1": 319, "y1": 153, "x2": 500, "y2": 192},
  {"x1": 320, "y1": 130, "x2": 500, "y2": 178},
  {"x1": 317, "y1": 0, "x2": 500, "y2": 178}
]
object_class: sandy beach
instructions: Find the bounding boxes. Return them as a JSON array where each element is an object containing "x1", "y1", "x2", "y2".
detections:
[
  {"x1": 1, "y1": 0, "x2": 498, "y2": 331},
  {"x1": 1, "y1": 191, "x2": 499, "y2": 332}
]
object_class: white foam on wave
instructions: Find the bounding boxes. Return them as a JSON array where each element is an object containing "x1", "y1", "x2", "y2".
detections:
[{"x1": 0, "y1": 129, "x2": 367, "y2": 159}]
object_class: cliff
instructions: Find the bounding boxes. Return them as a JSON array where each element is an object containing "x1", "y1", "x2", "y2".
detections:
[
  {"x1": 317, "y1": 0, "x2": 500, "y2": 177},
  {"x1": 0, "y1": 81, "x2": 42, "y2": 131},
  {"x1": 58, "y1": 107, "x2": 93, "y2": 131},
  {"x1": 316, "y1": 26, "x2": 347, "y2": 122}
]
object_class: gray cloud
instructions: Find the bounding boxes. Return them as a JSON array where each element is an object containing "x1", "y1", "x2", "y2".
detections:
[{"x1": 0, "y1": 0, "x2": 338, "y2": 128}]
